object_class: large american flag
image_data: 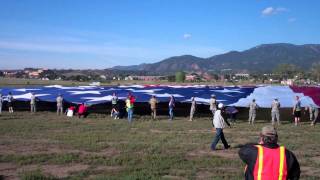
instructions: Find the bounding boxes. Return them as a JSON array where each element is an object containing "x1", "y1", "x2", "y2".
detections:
[{"x1": 0, "y1": 85, "x2": 319, "y2": 108}]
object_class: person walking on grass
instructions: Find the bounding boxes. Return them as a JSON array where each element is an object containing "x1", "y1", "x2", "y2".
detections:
[
  {"x1": 248, "y1": 99, "x2": 259, "y2": 125},
  {"x1": 189, "y1": 97, "x2": 196, "y2": 121},
  {"x1": 271, "y1": 98, "x2": 281, "y2": 125},
  {"x1": 0, "y1": 93, "x2": 3, "y2": 114},
  {"x1": 211, "y1": 103, "x2": 231, "y2": 151},
  {"x1": 209, "y1": 94, "x2": 217, "y2": 118},
  {"x1": 111, "y1": 92, "x2": 118, "y2": 116},
  {"x1": 7, "y1": 92, "x2": 14, "y2": 113},
  {"x1": 293, "y1": 96, "x2": 302, "y2": 126},
  {"x1": 238, "y1": 126, "x2": 300, "y2": 180},
  {"x1": 149, "y1": 95, "x2": 158, "y2": 120},
  {"x1": 56, "y1": 94, "x2": 63, "y2": 115},
  {"x1": 168, "y1": 95, "x2": 175, "y2": 121},
  {"x1": 306, "y1": 104, "x2": 319, "y2": 126},
  {"x1": 30, "y1": 92, "x2": 37, "y2": 113}
]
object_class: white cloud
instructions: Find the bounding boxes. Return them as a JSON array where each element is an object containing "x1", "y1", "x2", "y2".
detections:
[
  {"x1": 262, "y1": 7, "x2": 274, "y2": 15},
  {"x1": 183, "y1": 33, "x2": 192, "y2": 39},
  {"x1": 288, "y1": 18, "x2": 296, "y2": 23},
  {"x1": 261, "y1": 7, "x2": 288, "y2": 16}
]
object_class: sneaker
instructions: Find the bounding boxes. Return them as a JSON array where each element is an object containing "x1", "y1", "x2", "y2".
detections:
[{"x1": 225, "y1": 145, "x2": 231, "y2": 149}]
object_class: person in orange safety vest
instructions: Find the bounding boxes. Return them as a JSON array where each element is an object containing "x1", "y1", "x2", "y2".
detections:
[{"x1": 238, "y1": 126, "x2": 300, "y2": 180}]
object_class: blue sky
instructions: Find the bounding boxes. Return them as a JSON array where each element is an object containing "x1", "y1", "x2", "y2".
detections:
[{"x1": 0, "y1": 0, "x2": 319, "y2": 69}]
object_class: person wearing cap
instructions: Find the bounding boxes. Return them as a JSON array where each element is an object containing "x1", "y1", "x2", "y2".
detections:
[
  {"x1": 305, "y1": 104, "x2": 319, "y2": 126},
  {"x1": 211, "y1": 103, "x2": 231, "y2": 151},
  {"x1": 238, "y1": 126, "x2": 300, "y2": 180},
  {"x1": 293, "y1": 96, "x2": 302, "y2": 126},
  {"x1": 30, "y1": 92, "x2": 37, "y2": 113},
  {"x1": 56, "y1": 94, "x2": 63, "y2": 115},
  {"x1": 209, "y1": 95, "x2": 217, "y2": 118},
  {"x1": 248, "y1": 99, "x2": 259, "y2": 125},
  {"x1": 149, "y1": 95, "x2": 158, "y2": 120},
  {"x1": 189, "y1": 97, "x2": 196, "y2": 121},
  {"x1": 271, "y1": 98, "x2": 281, "y2": 125}
]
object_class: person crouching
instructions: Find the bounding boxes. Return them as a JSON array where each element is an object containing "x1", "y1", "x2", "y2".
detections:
[{"x1": 78, "y1": 103, "x2": 88, "y2": 118}]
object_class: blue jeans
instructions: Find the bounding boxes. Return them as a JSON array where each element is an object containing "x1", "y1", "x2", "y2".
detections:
[
  {"x1": 112, "y1": 111, "x2": 119, "y2": 119},
  {"x1": 211, "y1": 128, "x2": 229, "y2": 150},
  {"x1": 127, "y1": 108, "x2": 133, "y2": 123},
  {"x1": 169, "y1": 107, "x2": 174, "y2": 120}
]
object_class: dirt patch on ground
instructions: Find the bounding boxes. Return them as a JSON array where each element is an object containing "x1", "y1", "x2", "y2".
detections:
[
  {"x1": 311, "y1": 156, "x2": 320, "y2": 164},
  {"x1": 42, "y1": 164, "x2": 89, "y2": 178},
  {"x1": 0, "y1": 163, "x2": 18, "y2": 180},
  {"x1": 233, "y1": 138, "x2": 250, "y2": 144},
  {"x1": 196, "y1": 170, "x2": 213, "y2": 179},
  {"x1": 301, "y1": 166, "x2": 320, "y2": 177},
  {"x1": 94, "y1": 165, "x2": 123, "y2": 172},
  {"x1": 186, "y1": 148, "x2": 238, "y2": 159},
  {"x1": 86, "y1": 147, "x2": 120, "y2": 156},
  {"x1": 0, "y1": 143, "x2": 120, "y2": 157},
  {"x1": 162, "y1": 175, "x2": 187, "y2": 180},
  {"x1": 150, "y1": 129, "x2": 165, "y2": 133},
  {"x1": 209, "y1": 149, "x2": 238, "y2": 159},
  {"x1": 188, "y1": 129, "x2": 211, "y2": 134}
]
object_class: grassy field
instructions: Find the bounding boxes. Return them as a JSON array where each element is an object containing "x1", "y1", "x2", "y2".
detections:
[{"x1": 0, "y1": 112, "x2": 319, "y2": 180}]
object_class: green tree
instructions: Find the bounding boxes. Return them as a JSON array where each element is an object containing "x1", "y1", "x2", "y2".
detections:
[
  {"x1": 311, "y1": 62, "x2": 320, "y2": 82},
  {"x1": 175, "y1": 71, "x2": 186, "y2": 82},
  {"x1": 273, "y1": 64, "x2": 301, "y2": 80}
]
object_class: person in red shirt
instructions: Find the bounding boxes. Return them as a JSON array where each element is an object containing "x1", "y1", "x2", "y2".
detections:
[{"x1": 78, "y1": 103, "x2": 88, "y2": 118}]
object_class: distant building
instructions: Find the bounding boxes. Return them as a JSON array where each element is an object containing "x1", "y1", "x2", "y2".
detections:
[
  {"x1": 186, "y1": 74, "x2": 196, "y2": 81},
  {"x1": 24, "y1": 68, "x2": 47, "y2": 78},
  {"x1": 89, "y1": 82, "x2": 101, "y2": 86},
  {"x1": 3, "y1": 70, "x2": 19, "y2": 78},
  {"x1": 235, "y1": 73, "x2": 250, "y2": 78},
  {"x1": 100, "y1": 75, "x2": 107, "y2": 80},
  {"x1": 125, "y1": 76, "x2": 134, "y2": 81},
  {"x1": 131, "y1": 76, "x2": 164, "y2": 81}
]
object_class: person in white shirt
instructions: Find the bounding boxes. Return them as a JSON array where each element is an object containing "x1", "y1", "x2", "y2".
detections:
[
  {"x1": 211, "y1": 103, "x2": 231, "y2": 151},
  {"x1": 211, "y1": 103, "x2": 230, "y2": 151}
]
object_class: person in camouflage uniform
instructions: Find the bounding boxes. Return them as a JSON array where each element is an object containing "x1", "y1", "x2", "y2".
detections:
[
  {"x1": 248, "y1": 99, "x2": 259, "y2": 124},
  {"x1": 271, "y1": 98, "x2": 281, "y2": 125}
]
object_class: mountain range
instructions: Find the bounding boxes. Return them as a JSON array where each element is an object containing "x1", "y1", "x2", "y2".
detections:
[{"x1": 112, "y1": 43, "x2": 320, "y2": 74}]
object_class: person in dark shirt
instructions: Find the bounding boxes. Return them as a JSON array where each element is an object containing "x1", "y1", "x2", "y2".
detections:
[{"x1": 238, "y1": 126, "x2": 300, "y2": 180}]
